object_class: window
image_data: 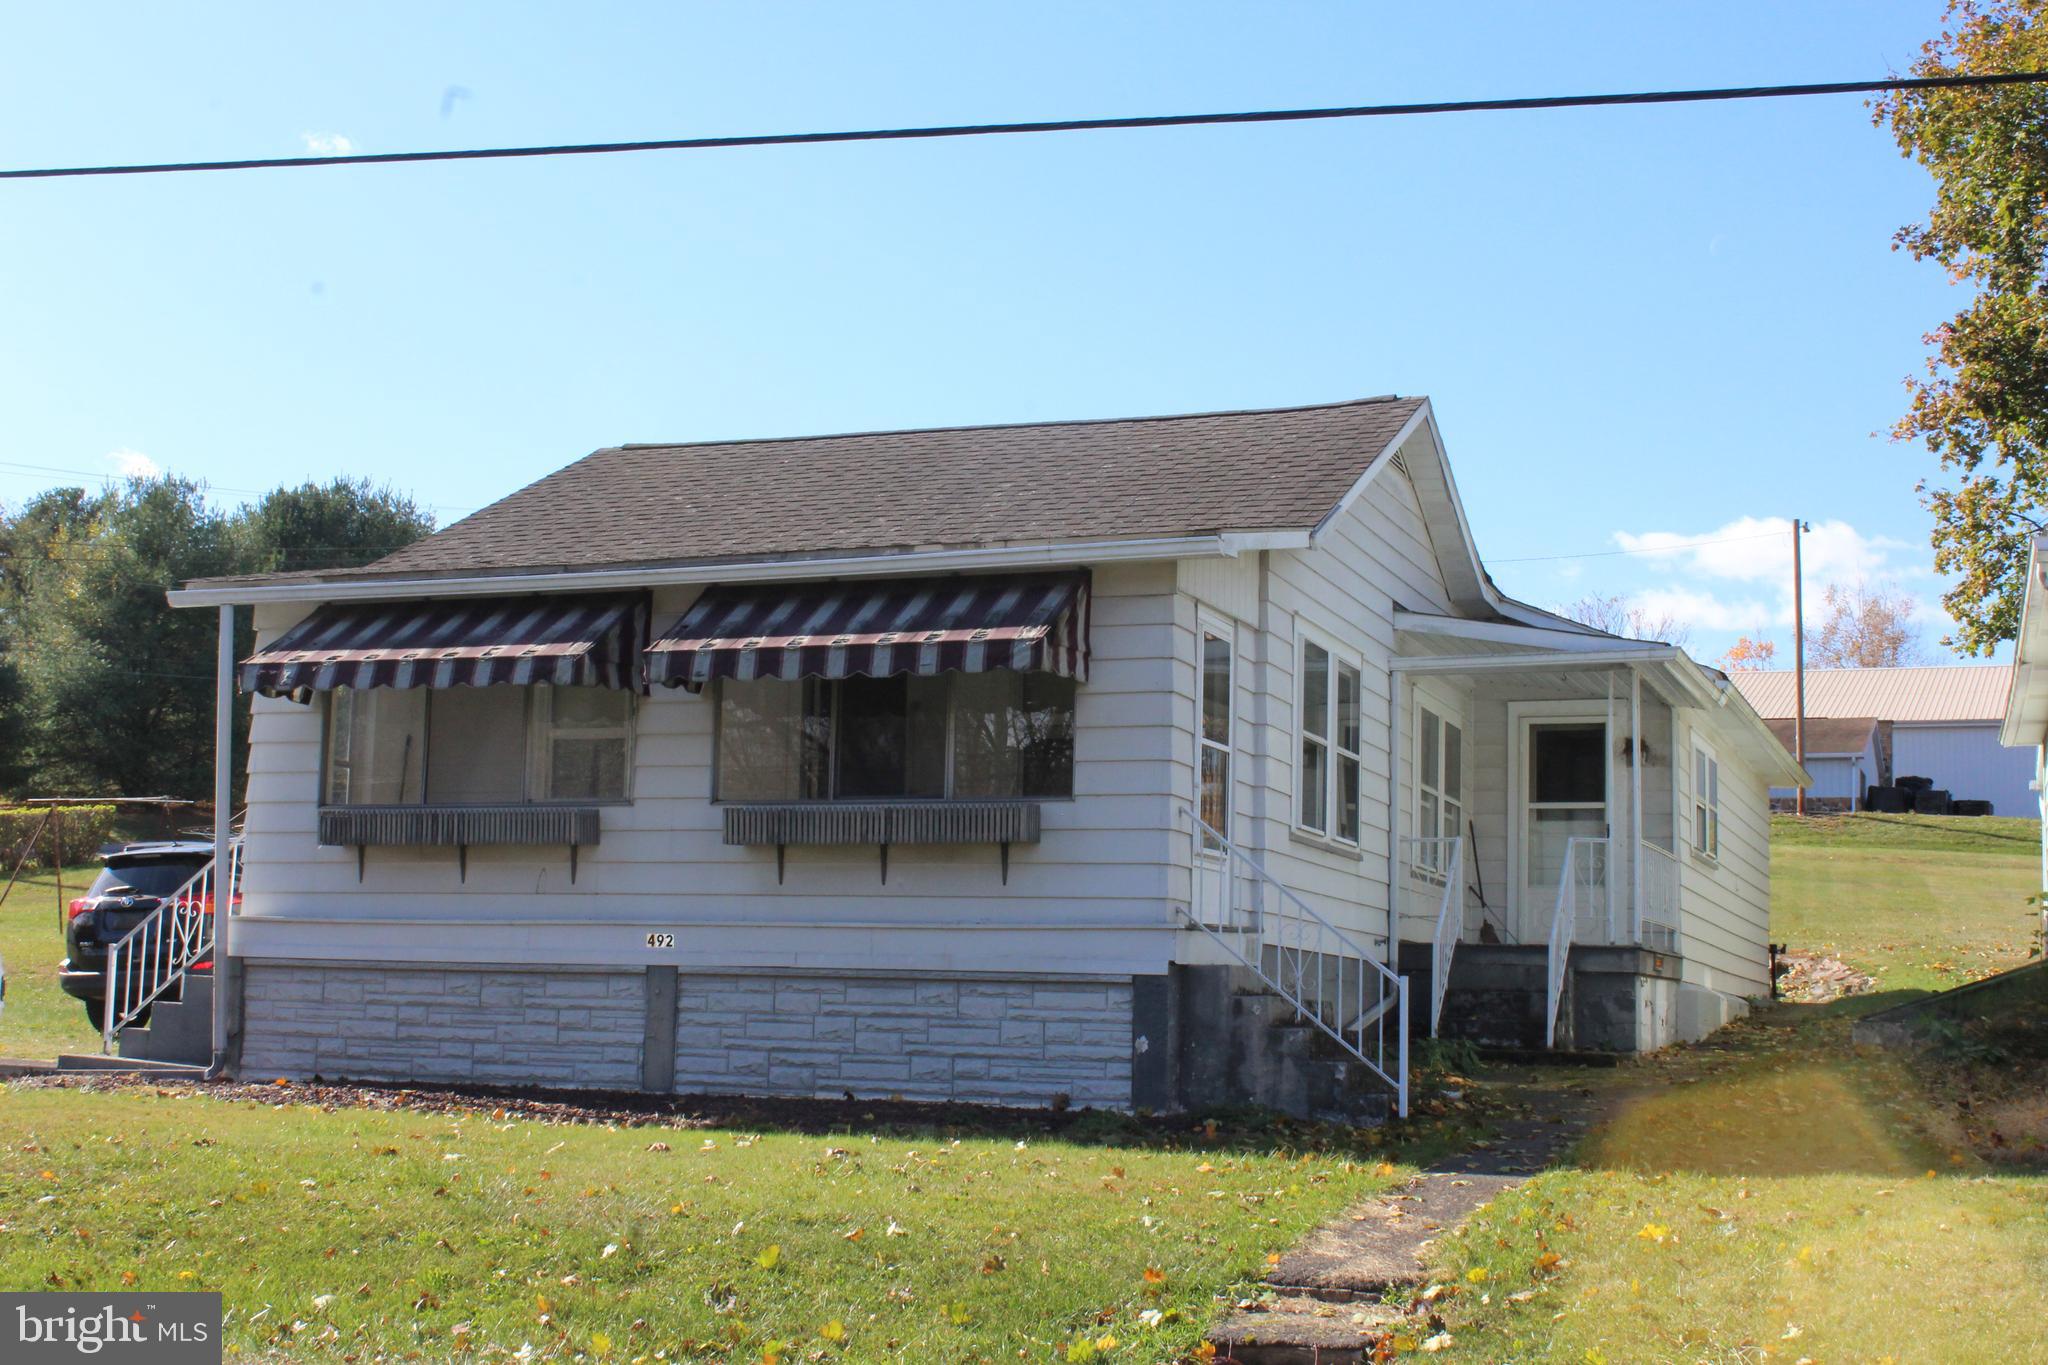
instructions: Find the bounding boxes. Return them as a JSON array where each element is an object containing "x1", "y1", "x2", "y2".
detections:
[
  {"x1": 1693, "y1": 742, "x2": 1721, "y2": 861},
  {"x1": 1416, "y1": 703, "x2": 1464, "y2": 873},
  {"x1": 1197, "y1": 620, "x2": 1234, "y2": 849},
  {"x1": 715, "y1": 671, "x2": 1075, "y2": 801},
  {"x1": 323, "y1": 684, "x2": 634, "y2": 805},
  {"x1": 1296, "y1": 631, "x2": 1363, "y2": 843}
]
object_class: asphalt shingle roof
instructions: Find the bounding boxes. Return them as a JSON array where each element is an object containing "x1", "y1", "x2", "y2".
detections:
[{"x1": 192, "y1": 397, "x2": 1425, "y2": 588}]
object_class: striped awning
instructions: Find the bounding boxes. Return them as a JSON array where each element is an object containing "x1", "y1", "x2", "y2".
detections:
[
  {"x1": 239, "y1": 593, "x2": 650, "y2": 700},
  {"x1": 647, "y1": 571, "x2": 1090, "y2": 690}
]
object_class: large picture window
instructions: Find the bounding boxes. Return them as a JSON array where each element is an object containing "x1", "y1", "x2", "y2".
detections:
[
  {"x1": 1297, "y1": 630, "x2": 1363, "y2": 843},
  {"x1": 1197, "y1": 619, "x2": 1234, "y2": 849},
  {"x1": 716, "y1": 671, "x2": 1075, "y2": 802},
  {"x1": 323, "y1": 684, "x2": 634, "y2": 805}
]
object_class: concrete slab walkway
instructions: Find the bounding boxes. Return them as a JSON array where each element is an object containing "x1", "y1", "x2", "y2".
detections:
[{"x1": 1209, "y1": 1075, "x2": 1606, "y2": 1364}]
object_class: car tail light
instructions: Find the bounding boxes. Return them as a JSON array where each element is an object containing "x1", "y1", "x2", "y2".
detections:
[{"x1": 67, "y1": 898, "x2": 92, "y2": 920}]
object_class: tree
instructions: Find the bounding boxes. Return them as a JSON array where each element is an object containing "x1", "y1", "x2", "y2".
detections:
[
  {"x1": 1874, "y1": 1, "x2": 2048, "y2": 653},
  {"x1": 10, "y1": 477, "x2": 242, "y2": 797},
  {"x1": 1560, "y1": 594, "x2": 1694, "y2": 648},
  {"x1": 1720, "y1": 635, "x2": 1778, "y2": 670},
  {"x1": 1804, "y1": 583, "x2": 1923, "y2": 668},
  {"x1": 233, "y1": 478, "x2": 434, "y2": 574}
]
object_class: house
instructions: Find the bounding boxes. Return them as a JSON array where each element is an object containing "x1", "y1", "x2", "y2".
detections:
[
  {"x1": 1757, "y1": 716, "x2": 1887, "y2": 812},
  {"x1": 1734, "y1": 666, "x2": 2034, "y2": 816},
  {"x1": 1997, "y1": 536, "x2": 2048, "y2": 931},
  {"x1": 158, "y1": 397, "x2": 1804, "y2": 1119}
]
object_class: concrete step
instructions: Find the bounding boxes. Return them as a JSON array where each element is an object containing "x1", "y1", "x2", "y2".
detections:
[
  {"x1": 116, "y1": 970, "x2": 213, "y2": 1067},
  {"x1": 54, "y1": 1054, "x2": 206, "y2": 1075},
  {"x1": 1208, "y1": 1294, "x2": 1407, "y2": 1364}
]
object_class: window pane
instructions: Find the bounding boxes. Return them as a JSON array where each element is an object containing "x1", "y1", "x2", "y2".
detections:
[
  {"x1": 550, "y1": 737, "x2": 627, "y2": 800},
  {"x1": 1200, "y1": 745, "x2": 1229, "y2": 845},
  {"x1": 550, "y1": 685, "x2": 630, "y2": 729},
  {"x1": 1016, "y1": 673, "x2": 1076, "y2": 798},
  {"x1": 1337, "y1": 663, "x2": 1361, "y2": 753},
  {"x1": 1420, "y1": 792, "x2": 1438, "y2": 851},
  {"x1": 427, "y1": 687, "x2": 528, "y2": 803},
  {"x1": 1338, "y1": 754, "x2": 1361, "y2": 842},
  {"x1": 326, "y1": 687, "x2": 425, "y2": 804},
  {"x1": 834, "y1": 675, "x2": 945, "y2": 799},
  {"x1": 1201, "y1": 631, "x2": 1232, "y2": 745},
  {"x1": 1301, "y1": 641, "x2": 1330, "y2": 739},
  {"x1": 1531, "y1": 723, "x2": 1604, "y2": 803},
  {"x1": 1443, "y1": 800, "x2": 1462, "y2": 844},
  {"x1": 1442, "y1": 723, "x2": 1463, "y2": 801},
  {"x1": 1419, "y1": 708, "x2": 1441, "y2": 788},
  {"x1": 717, "y1": 677, "x2": 826, "y2": 801},
  {"x1": 1300, "y1": 737, "x2": 1328, "y2": 832}
]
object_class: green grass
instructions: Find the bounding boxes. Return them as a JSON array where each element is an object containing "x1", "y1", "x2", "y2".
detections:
[
  {"x1": 1769, "y1": 813, "x2": 2039, "y2": 992},
  {"x1": 0, "y1": 1085, "x2": 1429, "y2": 1362},
  {"x1": 0, "y1": 864, "x2": 102, "y2": 1060},
  {"x1": 1427, "y1": 1010, "x2": 2048, "y2": 1363},
  {"x1": 1424, "y1": 814, "x2": 2048, "y2": 1362}
]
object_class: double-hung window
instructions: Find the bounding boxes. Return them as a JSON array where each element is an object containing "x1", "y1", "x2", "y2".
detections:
[
  {"x1": 323, "y1": 684, "x2": 635, "y2": 806},
  {"x1": 1693, "y1": 742, "x2": 1721, "y2": 861},
  {"x1": 1197, "y1": 619, "x2": 1234, "y2": 850},
  {"x1": 715, "y1": 671, "x2": 1076, "y2": 802},
  {"x1": 1296, "y1": 631, "x2": 1363, "y2": 844},
  {"x1": 1416, "y1": 703, "x2": 1464, "y2": 874}
]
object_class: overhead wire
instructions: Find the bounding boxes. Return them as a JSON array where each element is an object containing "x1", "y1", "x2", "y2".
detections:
[{"x1": 1, "y1": 71, "x2": 2043, "y2": 181}]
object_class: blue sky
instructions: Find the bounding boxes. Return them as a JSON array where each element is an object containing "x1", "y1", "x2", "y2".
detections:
[{"x1": 0, "y1": 2, "x2": 1992, "y2": 664}]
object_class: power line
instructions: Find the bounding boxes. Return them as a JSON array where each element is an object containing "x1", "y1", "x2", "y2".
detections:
[{"x1": 3, "y1": 71, "x2": 2043, "y2": 182}]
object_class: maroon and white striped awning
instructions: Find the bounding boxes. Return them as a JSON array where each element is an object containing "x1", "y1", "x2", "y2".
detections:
[
  {"x1": 239, "y1": 593, "x2": 650, "y2": 700},
  {"x1": 647, "y1": 571, "x2": 1090, "y2": 690}
]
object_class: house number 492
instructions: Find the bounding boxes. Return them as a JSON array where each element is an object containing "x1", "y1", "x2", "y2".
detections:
[{"x1": 645, "y1": 932, "x2": 675, "y2": 949}]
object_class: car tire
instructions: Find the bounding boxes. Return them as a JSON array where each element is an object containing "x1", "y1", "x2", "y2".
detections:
[{"x1": 84, "y1": 999, "x2": 104, "y2": 1032}]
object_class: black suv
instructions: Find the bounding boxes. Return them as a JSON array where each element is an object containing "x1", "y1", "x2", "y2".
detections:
[{"x1": 59, "y1": 842, "x2": 220, "y2": 1030}]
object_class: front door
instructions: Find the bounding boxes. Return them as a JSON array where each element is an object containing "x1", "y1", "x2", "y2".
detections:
[{"x1": 1518, "y1": 719, "x2": 1609, "y2": 941}]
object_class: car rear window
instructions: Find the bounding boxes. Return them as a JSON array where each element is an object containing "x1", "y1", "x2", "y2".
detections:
[{"x1": 88, "y1": 858, "x2": 208, "y2": 898}]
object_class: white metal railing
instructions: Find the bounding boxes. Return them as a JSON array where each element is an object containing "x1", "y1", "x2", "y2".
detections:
[
  {"x1": 101, "y1": 842, "x2": 239, "y2": 1054},
  {"x1": 1544, "y1": 836, "x2": 1607, "y2": 1048},
  {"x1": 1399, "y1": 836, "x2": 1465, "y2": 1037},
  {"x1": 1637, "y1": 841, "x2": 1681, "y2": 952},
  {"x1": 1179, "y1": 805, "x2": 1408, "y2": 1117}
]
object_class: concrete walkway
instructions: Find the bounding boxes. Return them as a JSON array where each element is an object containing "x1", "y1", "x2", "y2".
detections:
[{"x1": 1209, "y1": 1076, "x2": 1605, "y2": 1364}]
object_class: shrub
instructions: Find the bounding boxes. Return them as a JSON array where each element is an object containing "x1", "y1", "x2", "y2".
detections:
[{"x1": 0, "y1": 805, "x2": 119, "y2": 869}]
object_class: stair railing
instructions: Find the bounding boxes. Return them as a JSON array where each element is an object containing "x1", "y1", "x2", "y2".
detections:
[
  {"x1": 1430, "y1": 838, "x2": 1464, "y2": 1037},
  {"x1": 1544, "y1": 836, "x2": 1607, "y2": 1048},
  {"x1": 1177, "y1": 804, "x2": 1408, "y2": 1118},
  {"x1": 101, "y1": 842, "x2": 239, "y2": 1054}
]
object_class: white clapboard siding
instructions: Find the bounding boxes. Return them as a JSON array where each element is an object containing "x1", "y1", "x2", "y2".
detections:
[
  {"x1": 1671, "y1": 712, "x2": 1772, "y2": 995},
  {"x1": 238, "y1": 563, "x2": 1185, "y2": 975}
]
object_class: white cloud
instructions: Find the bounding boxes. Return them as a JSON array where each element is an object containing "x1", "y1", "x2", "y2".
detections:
[
  {"x1": 1612, "y1": 516, "x2": 1914, "y2": 589},
  {"x1": 107, "y1": 448, "x2": 160, "y2": 480},
  {"x1": 301, "y1": 131, "x2": 355, "y2": 155},
  {"x1": 1623, "y1": 586, "x2": 1777, "y2": 634}
]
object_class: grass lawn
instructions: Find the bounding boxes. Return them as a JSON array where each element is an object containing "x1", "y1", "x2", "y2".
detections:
[
  {"x1": 0, "y1": 1084, "x2": 1449, "y2": 1362},
  {"x1": 1420, "y1": 813, "x2": 2048, "y2": 1361},
  {"x1": 1428, "y1": 1007, "x2": 2048, "y2": 1362},
  {"x1": 0, "y1": 864, "x2": 102, "y2": 1060},
  {"x1": 1769, "y1": 813, "x2": 2040, "y2": 991}
]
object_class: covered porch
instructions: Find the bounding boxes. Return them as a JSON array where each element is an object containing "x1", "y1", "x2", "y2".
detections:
[{"x1": 1387, "y1": 612, "x2": 1759, "y2": 1048}]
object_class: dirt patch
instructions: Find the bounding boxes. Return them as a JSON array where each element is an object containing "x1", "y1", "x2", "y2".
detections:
[{"x1": 1777, "y1": 950, "x2": 1876, "y2": 1002}]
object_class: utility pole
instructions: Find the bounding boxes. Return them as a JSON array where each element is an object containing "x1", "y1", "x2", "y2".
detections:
[{"x1": 1792, "y1": 518, "x2": 1811, "y2": 816}]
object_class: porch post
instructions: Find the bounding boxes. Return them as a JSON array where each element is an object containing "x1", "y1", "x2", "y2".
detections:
[
  {"x1": 1605, "y1": 672, "x2": 1617, "y2": 942},
  {"x1": 212, "y1": 603, "x2": 234, "y2": 1064},
  {"x1": 1630, "y1": 665, "x2": 1644, "y2": 945},
  {"x1": 1387, "y1": 670, "x2": 1403, "y2": 957}
]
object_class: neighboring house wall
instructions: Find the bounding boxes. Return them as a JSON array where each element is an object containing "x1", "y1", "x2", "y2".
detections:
[
  {"x1": 1767, "y1": 751, "x2": 1875, "y2": 804},
  {"x1": 1891, "y1": 723, "x2": 2038, "y2": 815}
]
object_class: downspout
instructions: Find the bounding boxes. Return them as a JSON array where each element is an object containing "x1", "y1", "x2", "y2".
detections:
[
  {"x1": 1252, "y1": 553, "x2": 1272, "y2": 859},
  {"x1": 1388, "y1": 663, "x2": 1403, "y2": 957},
  {"x1": 207, "y1": 603, "x2": 235, "y2": 1079},
  {"x1": 1630, "y1": 665, "x2": 1644, "y2": 945}
]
